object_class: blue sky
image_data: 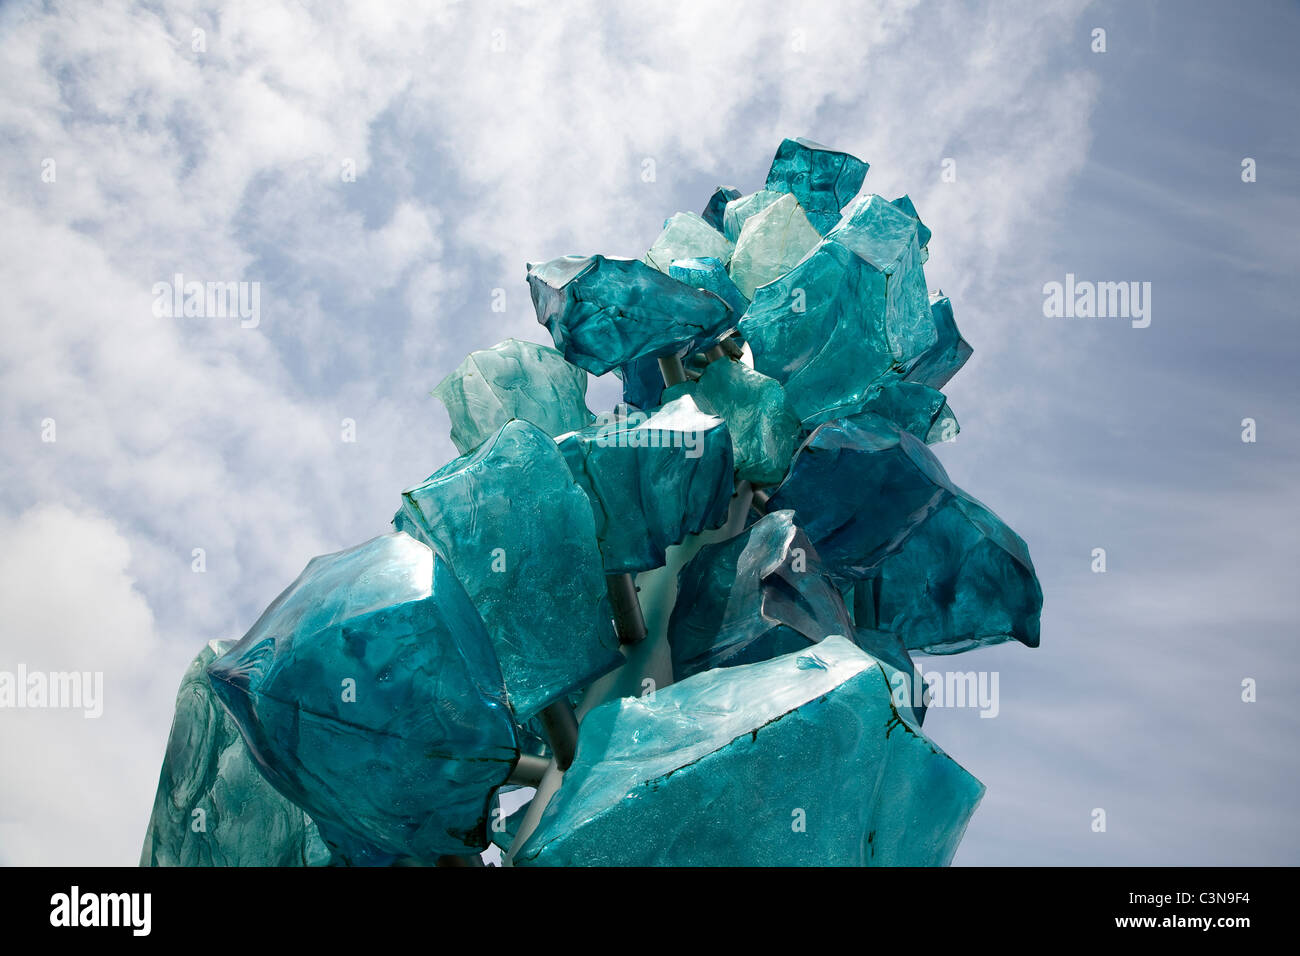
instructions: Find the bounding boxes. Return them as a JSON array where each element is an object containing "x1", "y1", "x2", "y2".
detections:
[{"x1": 0, "y1": 0, "x2": 1296, "y2": 865}]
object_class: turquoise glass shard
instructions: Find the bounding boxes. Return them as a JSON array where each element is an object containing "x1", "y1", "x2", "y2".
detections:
[
  {"x1": 667, "y1": 510, "x2": 853, "y2": 680},
  {"x1": 913, "y1": 292, "x2": 973, "y2": 390},
  {"x1": 768, "y1": 414, "x2": 1041, "y2": 653},
  {"x1": 701, "y1": 185, "x2": 741, "y2": 232},
  {"x1": 432, "y1": 338, "x2": 594, "y2": 455},
  {"x1": 514, "y1": 637, "x2": 983, "y2": 866},
  {"x1": 645, "y1": 211, "x2": 734, "y2": 272},
  {"x1": 844, "y1": 580, "x2": 926, "y2": 723},
  {"x1": 206, "y1": 532, "x2": 519, "y2": 862},
  {"x1": 558, "y1": 394, "x2": 734, "y2": 574},
  {"x1": 528, "y1": 254, "x2": 735, "y2": 375},
  {"x1": 807, "y1": 379, "x2": 959, "y2": 443},
  {"x1": 891, "y1": 195, "x2": 931, "y2": 257},
  {"x1": 738, "y1": 194, "x2": 940, "y2": 424},
  {"x1": 764, "y1": 137, "x2": 870, "y2": 234},
  {"x1": 142, "y1": 640, "x2": 330, "y2": 867},
  {"x1": 617, "y1": 352, "x2": 669, "y2": 410},
  {"x1": 721, "y1": 189, "x2": 785, "y2": 242},
  {"x1": 766, "y1": 413, "x2": 964, "y2": 578},
  {"x1": 728, "y1": 192, "x2": 822, "y2": 299},
  {"x1": 398, "y1": 420, "x2": 621, "y2": 717},
  {"x1": 664, "y1": 358, "x2": 801, "y2": 486},
  {"x1": 874, "y1": 490, "x2": 1043, "y2": 654},
  {"x1": 668, "y1": 256, "x2": 750, "y2": 318},
  {"x1": 613, "y1": 252, "x2": 747, "y2": 412}
]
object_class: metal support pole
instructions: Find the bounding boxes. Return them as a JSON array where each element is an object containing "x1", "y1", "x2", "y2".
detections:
[
  {"x1": 507, "y1": 753, "x2": 550, "y2": 788},
  {"x1": 606, "y1": 572, "x2": 647, "y2": 645},
  {"x1": 539, "y1": 699, "x2": 579, "y2": 772},
  {"x1": 657, "y1": 354, "x2": 687, "y2": 387}
]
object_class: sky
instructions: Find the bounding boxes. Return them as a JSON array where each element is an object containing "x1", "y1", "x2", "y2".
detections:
[{"x1": 0, "y1": 0, "x2": 1296, "y2": 866}]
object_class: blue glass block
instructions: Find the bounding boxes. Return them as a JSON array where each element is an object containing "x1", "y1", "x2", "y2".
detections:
[
  {"x1": 701, "y1": 185, "x2": 742, "y2": 233},
  {"x1": 668, "y1": 510, "x2": 854, "y2": 679},
  {"x1": 207, "y1": 532, "x2": 519, "y2": 862},
  {"x1": 528, "y1": 254, "x2": 735, "y2": 375},
  {"x1": 514, "y1": 637, "x2": 983, "y2": 866},
  {"x1": 432, "y1": 338, "x2": 594, "y2": 455},
  {"x1": 558, "y1": 394, "x2": 734, "y2": 573},
  {"x1": 399, "y1": 420, "x2": 621, "y2": 718},
  {"x1": 142, "y1": 640, "x2": 331, "y2": 866},
  {"x1": 764, "y1": 137, "x2": 870, "y2": 234}
]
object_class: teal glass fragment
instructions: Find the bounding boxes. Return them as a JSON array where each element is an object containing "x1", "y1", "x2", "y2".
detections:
[
  {"x1": 514, "y1": 637, "x2": 983, "y2": 866},
  {"x1": 398, "y1": 420, "x2": 621, "y2": 717},
  {"x1": 558, "y1": 394, "x2": 734, "y2": 574},
  {"x1": 891, "y1": 194, "x2": 931, "y2": 254},
  {"x1": 874, "y1": 489, "x2": 1043, "y2": 654},
  {"x1": 645, "y1": 211, "x2": 734, "y2": 272},
  {"x1": 667, "y1": 510, "x2": 853, "y2": 679},
  {"x1": 528, "y1": 254, "x2": 735, "y2": 375},
  {"x1": 804, "y1": 379, "x2": 958, "y2": 442},
  {"x1": 768, "y1": 414, "x2": 1041, "y2": 653},
  {"x1": 667, "y1": 256, "x2": 750, "y2": 318},
  {"x1": 616, "y1": 352, "x2": 670, "y2": 410},
  {"x1": 664, "y1": 357, "x2": 801, "y2": 486},
  {"x1": 701, "y1": 185, "x2": 741, "y2": 232},
  {"x1": 141, "y1": 640, "x2": 331, "y2": 867},
  {"x1": 613, "y1": 255, "x2": 745, "y2": 412},
  {"x1": 206, "y1": 532, "x2": 519, "y2": 862},
  {"x1": 911, "y1": 292, "x2": 973, "y2": 390},
  {"x1": 728, "y1": 192, "x2": 822, "y2": 299},
  {"x1": 432, "y1": 338, "x2": 594, "y2": 455},
  {"x1": 766, "y1": 412, "x2": 964, "y2": 578},
  {"x1": 721, "y1": 189, "x2": 785, "y2": 242},
  {"x1": 738, "y1": 194, "x2": 938, "y2": 424},
  {"x1": 764, "y1": 137, "x2": 870, "y2": 234}
]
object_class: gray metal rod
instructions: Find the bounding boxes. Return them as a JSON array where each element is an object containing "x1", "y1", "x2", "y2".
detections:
[
  {"x1": 751, "y1": 487, "x2": 771, "y2": 513},
  {"x1": 657, "y1": 355, "x2": 687, "y2": 387},
  {"x1": 606, "y1": 571, "x2": 648, "y2": 645},
  {"x1": 539, "y1": 699, "x2": 579, "y2": 771},
  {"x1": 507, "y1": 753, "x2": 550, "y2": 787}
]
